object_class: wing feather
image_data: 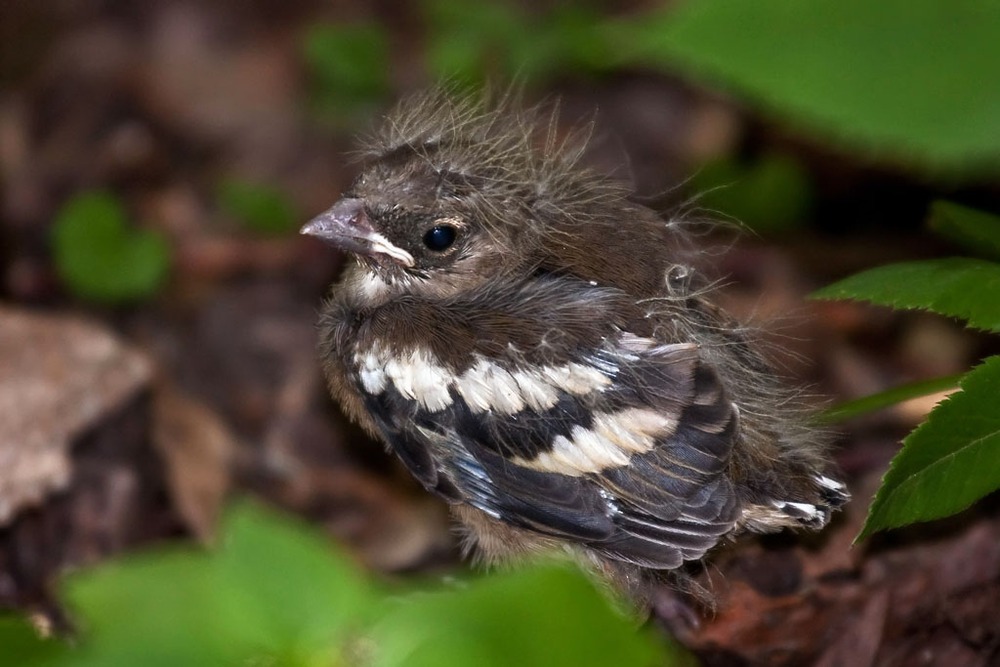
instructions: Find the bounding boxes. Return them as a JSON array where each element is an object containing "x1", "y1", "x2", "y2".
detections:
[{"x1": 365, "y1": 333, "x2": 741, "y2": 569}]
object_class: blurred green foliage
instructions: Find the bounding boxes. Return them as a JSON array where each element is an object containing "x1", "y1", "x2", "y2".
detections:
[
  {"x1": 301, "y1": 0, "x2": 1000, "y2": 178},
  {"x1": 299, "y1": 0, "x2": 998, "y2": 229},
  {"x1": 217, "y1": 178, "x2": 299, "y2": 236},
  {"x1": 687, "y1": 153, "x2": 813, "y2": 234},
  {"x1": 301, "y1": 22, "x2": 391, "y2": 121},
  {"x1": 1, "y1": 501, "x2": 674, "y2": 666},
  {"x1": 51, "y1": 191, "x2": 171, "y2": 304},
  {"x1": 0, "y1": 618, "x2": 64, "y2": 666},
  {"x1": 423, "y1": 0, "x2": 614, "y2": 85},
  {"x1": 928, "y1": 201, "x2": 1000, "y2": 261},
  {"x1": 619, "y1": 0, "x2": 1000, "y2": 177}
]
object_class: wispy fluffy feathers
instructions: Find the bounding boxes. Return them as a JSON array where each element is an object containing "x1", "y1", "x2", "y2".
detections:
[{"x1": 360, "y1": 88, "x2": 633, "y2": 241}]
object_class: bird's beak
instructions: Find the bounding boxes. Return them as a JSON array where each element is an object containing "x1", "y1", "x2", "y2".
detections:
[{"x1": 301, "y1": 198, "x2": 415, "y2": 267}]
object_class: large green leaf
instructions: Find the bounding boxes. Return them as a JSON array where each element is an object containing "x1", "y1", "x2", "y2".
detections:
[
  {"x1": 0, "y1": 617, "x2": 64, "y2": 666},
  {"x1": 859, "y1": 356, "x2": 1000, "y2": 539},
  {"x1": 63, "y1": 549, "x2": 257, "y2": 667},
  {"x1": 811, "y1": 258, "x2": 1000, "y2": 332},
  {"x1": 622, "y1": 0, "x2": 1000, "y2": 176},
  {"x1": 61, "y1": 501, "x2": 375, "y2": 666},
  {"x1": 14, "y1": 502, "x2": 671, "y2": 666},
  {"x1": 369, "y1": 563, "x2": 677, "y2": 667},
  {"x1": 215, "y1": 500, "x2": 375, "y2": 662}
]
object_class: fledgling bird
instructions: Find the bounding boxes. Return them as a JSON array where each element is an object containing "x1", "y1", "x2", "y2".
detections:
[{"x1": 304, "y1": 89, "x2": 848, "y2": 601}]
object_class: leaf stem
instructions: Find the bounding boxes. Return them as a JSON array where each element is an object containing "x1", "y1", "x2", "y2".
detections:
[{"x1": 819, "y1": 372, "x2": 966, "y2": 424}]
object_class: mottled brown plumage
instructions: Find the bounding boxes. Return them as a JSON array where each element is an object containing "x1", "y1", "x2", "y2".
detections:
[{"x1": 305, "y1": 89, "x2": 847, "y2": 603}]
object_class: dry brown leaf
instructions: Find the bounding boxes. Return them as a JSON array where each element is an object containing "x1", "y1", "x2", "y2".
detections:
[
  {"x1": 0, "y1": 307, "x2": 151, "y2": 525},
  {"x1": 152, "y1": 386, "x2": 236, "y2": 541},
  {"x1": 814, "y1": 590, "x2": 889, "y2": 667}
]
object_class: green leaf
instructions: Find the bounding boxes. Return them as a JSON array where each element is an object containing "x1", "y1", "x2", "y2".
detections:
[
  {"x1": 369, "y1": 563, "x2": 673, "y2": 667},
  {"x1": 40, "y1": 502, "x2": 672, "y2": 666},
  {"x1": 820, "y1": 373, "x2": 965, "y2": 424},
  {"x1": 422, "y1": 1, "x2": 612, "y2": 85},
  {"x1": 689, "y1": 152, "x2": 812, "y2": 234},
  {"x1": 0, "y1": 616, "x2": 66, "y2": 665},
  {"x1": 621, "y1": 0, "x2": 1000, "y2": 176},
  {"x1": 62, "y1": 547, "x2": 254, "y2": 666},
  {"x1": 217, "y1": 179, "x2": 298, "y2": 235},
  {"x1": 216, "y1": 500, "x2": 376, "y2": 661},
  {"x1": 858, "y1": 355, "x2": 1000, "y2": 539},
  {"x1": 545, "y1": 5, "x2": 616, "y2": 76},
  {"x1": 60, "y1": 500, "x2": 375, "y2": 666},
  {"x1": 423, "y1": 0, "x2": 530, "y2": 83},
  {"x1": 811, "y1": 258, "x2": 1000, "y2": 332},
  {"x1": 927, "y1": 201, "x2": 1000, "y2": 260},
  {"x1": 301, "y1": 22, "x2": 389, "y2": 119},
  {"x1": 51, "y1": 191, "x2": 171, "y2": 304}
]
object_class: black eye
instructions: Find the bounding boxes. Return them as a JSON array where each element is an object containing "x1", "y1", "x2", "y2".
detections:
[{"x1": 422, "y1": 224, "x2": 457, "y2": 251}]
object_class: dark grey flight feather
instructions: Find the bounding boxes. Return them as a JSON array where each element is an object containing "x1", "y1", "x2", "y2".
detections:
[{"x1": 351, "y1": 300, "x2": 741, "y2": 568}]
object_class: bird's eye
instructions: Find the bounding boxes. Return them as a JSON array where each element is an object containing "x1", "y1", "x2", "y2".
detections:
[{"x1": 422, "y1": 224, "x2": 458, "y2": 251}]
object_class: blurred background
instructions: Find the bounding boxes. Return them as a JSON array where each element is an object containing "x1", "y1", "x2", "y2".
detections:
[{"x1": 2, "y1": 1, "x2": 999, "y2": 664}]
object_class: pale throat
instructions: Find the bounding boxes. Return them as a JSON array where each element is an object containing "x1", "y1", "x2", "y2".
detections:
[{"x1": 342, "y1": 263, "x2": 396, "y2": 307}]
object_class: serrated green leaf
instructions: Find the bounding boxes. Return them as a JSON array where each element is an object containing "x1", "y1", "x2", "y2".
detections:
[
  {"x1": 858, "y1": 356, "x2": 1000, "y2": 539},
  {"x1": 927, "y1": 201, "x2": 1000, "y2": 260},
  {"x1": 811, "y1": 258, "x2": 1000, "y2": 332},
  {"x1": 217, "y1": 179, "x2": 298, "y2": 235},
  {"x1": 51, "y1": 191, "x2": 171, "y2": 304},
  {"x1": 620, "y1": 0, "x2": 1000, "y2": 176},
  {"x1": 369, "y1": 563, "x2": 673, "y2": 667}
]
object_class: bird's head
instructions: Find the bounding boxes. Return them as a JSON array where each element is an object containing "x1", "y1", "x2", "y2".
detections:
[
  {"x1": 301, "y1": 139, "x2": 530, "y2": 301},
  {"x1": 303, "y1": 89, "x2": 684, "y2": 303}
]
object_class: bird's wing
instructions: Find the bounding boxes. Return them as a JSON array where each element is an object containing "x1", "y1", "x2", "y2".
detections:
[{"x1": 358, "y1": 334, "x2": 740, "y2": 569}]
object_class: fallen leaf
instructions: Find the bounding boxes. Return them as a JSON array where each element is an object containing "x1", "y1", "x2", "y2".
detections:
[
  {"x1": 152, "y1": 386, "x2": 236, "y2": 541},
  {"x1": 0, "y1": 307, "x2": 151, "y2": 524}
]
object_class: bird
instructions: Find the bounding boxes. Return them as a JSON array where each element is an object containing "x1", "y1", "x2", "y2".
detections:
[{"x1": 303, "y1": 89, "x2": 848, "y2": 602}]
